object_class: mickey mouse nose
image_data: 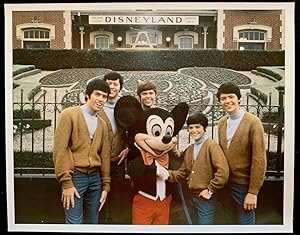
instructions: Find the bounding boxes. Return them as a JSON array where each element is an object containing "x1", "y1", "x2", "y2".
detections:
[{"x1": 162, "y1": 134, "x2": 172, "y2": 144}]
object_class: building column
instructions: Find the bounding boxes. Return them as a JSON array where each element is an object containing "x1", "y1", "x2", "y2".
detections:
[
  {"x1": 79, "y1": 26, "x2": 85, "y2": 49},
  {"x1": 63, "y1": 10, "x2": 72, "y2": 49},
  {"x1": 202, "y1": 26, "x2": 208, "y2": 49},
  {"x1": 217, "y1": 9, "x2": 224, "y2": 49}
]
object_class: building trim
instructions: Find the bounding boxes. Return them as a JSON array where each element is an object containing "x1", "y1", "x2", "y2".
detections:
[
  {"x1": 64, "y1": 10, "x2": 72, "y2": 49},
  {"x1": 233, "y1": 24, "x2": 272, "y2": 42},
  {"x1": 16, "y1": 23, "x2": 55, "y2": 40},
  {"x1": 174, "y1": 29, "x2": 198, "y2": 45},
  {"x1": 280, "y1": 10, "x2": 284, "y2": 50},
  {"x1": 216, "y1": 9, "x2": 224, "y2": 49},
  {"x1": 90, "y1": 30, "x2": 114, "y2": 46}
]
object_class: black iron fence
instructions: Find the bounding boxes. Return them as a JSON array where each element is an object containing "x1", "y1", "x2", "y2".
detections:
[{"x1": 13, "y1": 87, "x2": 284, "y2": 178}]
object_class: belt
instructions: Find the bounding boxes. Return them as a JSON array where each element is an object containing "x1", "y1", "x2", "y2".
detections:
[
  {"x1": 75, "y1": 167, "x2": 99, "y2": 175},
  {"x1": 87, "y1": 167, "x2": 99, "y2": 174}
]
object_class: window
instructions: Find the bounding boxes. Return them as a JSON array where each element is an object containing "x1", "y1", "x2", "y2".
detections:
[
  {"x1": 90, "y1": 30, "x2": 113, "y2": 48},
  {"x1": 95, "y1": 36, "x2": 109, "y2": 49},
  {"x1": 148, "y1": 33, "x2": 158, "y2": 45},
  {"x1": 23, "y1": 41, "x2": 50, "y2": 49},
  {"x1": 22, "y1": 28, "x2": 50, "y2": 49},
  {"x1": 239, "y1": 42, "x2": 265, "y2": 50},
  {"x1": 238, "y1": 29, "x2": 266, "y2": 50},
  {"x1": 179, "y1": 36, "x2": 193, "y2": 49},
  {"x1": 174, "y1": 30, "x2": 198, "y2": 49},
  {"x1": 239, "y1": 30, "x2": 265, "y2": 41},
  {"x1": 24, "y1": 29, "x2": 50, "y2": 39}
]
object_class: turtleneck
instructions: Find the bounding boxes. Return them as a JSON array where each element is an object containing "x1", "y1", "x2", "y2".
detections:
[
  {"x1": 103, "y1": 98, "x2": 118, "y2": 134},
  {"x1": 226, "y1": 108, "x2": 245, "y2": 147},
  {"x1": 228, "y1": 108, "x2": 244, "y2": 120},
  {"x1": 80, "y1": 104, "x2": 98, "y2": 139},
  {"x1": 193, "y1": 133, "x2": 209, "y2": 161},
  {"x1": 104, "y1": 99, "x2": 116, "y2": 109}
]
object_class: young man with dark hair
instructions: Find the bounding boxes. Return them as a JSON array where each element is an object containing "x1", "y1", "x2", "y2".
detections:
[
  {"x1": 136, "y1": 80, "x2": 157, "y2": 110},
  {"x1": 53, "y1": 79, "x2": 111, "y2": 224},
  {"x1": 98, "y1": 71, "x2": 132, "y2": 224},
  {"x1": 167, "y1": 112, "x2": 229, "y2": 224},
  {"x1": 216, "y1": 81, "x2": 267, "y2": 224}
]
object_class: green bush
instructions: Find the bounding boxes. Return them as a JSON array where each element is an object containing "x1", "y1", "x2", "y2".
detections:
[
  {"x1": 13, "y1": 48, "x2": 285, "y2": 71},
  {"x1": 13, "y1": 119, "x2": 51, "y2": 130},
  {"x1": 261, "y1": 111, "x2": 278, "y2": 123},
  {"x1": 13, "y1": 65, "x2": 36, "y2": 76},
  {"x1": 257, "y1": 66, "x2": 284, "y2": 81},
  {"x1": 14, "y1": 151, "x2": 54, "y2": 168},
  {"x1": 14, "y1": 150, "x2": 282, "y2": 174},
  {"x1": 13, "y1": 109, "x2": 41, "y2": 119},
  {"x1": 28, "y1": 84, "x2": 42, "y2": 101},
  {"x1": 250, "y1": 87, "x2": 268, "y2": 104},
  {"x1": 13, "y1": 83, "x2": 20, "y2": 89},
  {"x1": 267, "y1": 151, "x2": 284, "y2": 172}
]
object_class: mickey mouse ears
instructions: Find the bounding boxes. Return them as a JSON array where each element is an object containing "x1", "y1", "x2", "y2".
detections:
[{"x1": 114, "y1": 95, "x2": 143, "y2": 131}]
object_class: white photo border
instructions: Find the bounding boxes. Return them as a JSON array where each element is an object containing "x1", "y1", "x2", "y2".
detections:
[{"x1": 5, "y1": 2, "x2": 295, "y2": 233}]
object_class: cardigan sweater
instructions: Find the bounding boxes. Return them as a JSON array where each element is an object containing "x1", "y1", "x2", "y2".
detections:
[
  {"x1": 98, "y1": 108, "x2": 126, "y2": 163},
  {"x1": 218, "y1": 111, "x2": 267, "y2": 195},
  {"x1": 53, "y1": 106, "x2": 111, "y2": 192},
  {"x1": 168, "y1": 139, "x2": 229, "y2": 194}
]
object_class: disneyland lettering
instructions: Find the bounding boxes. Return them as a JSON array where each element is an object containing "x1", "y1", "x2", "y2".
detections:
[{"x1": 89, "y1": 15, "x2": 199, "y2": 25}]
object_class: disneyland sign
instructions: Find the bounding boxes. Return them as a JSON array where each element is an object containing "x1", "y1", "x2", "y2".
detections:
[{"x1": 89, "y1": 15, "x2": 199, "y2": 25}]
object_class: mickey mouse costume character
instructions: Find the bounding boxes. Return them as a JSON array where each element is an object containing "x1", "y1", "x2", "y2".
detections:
[{"x1": 114, "y1": 95, "x2": 189, "y2": 224}]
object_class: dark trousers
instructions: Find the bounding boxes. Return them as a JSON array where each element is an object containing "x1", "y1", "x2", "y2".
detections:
[
  {"x1": 99, "y1": 161, "x2": 133, "y2": 224},
  {"x1": 219, "y1": 183, "x2": 256, "y2": 224}
]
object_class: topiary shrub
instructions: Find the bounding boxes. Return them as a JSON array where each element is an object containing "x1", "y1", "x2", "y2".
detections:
[
  {"x1": 13, "y1": 119, "x2": 51, "y2": 130},
  {"x1": 267, "y1": 151, "x2": 284, "y2": 172},
  {"x1": 261, "y1": 111, "x2": 280, "y2": 123},
  {"x1": 13, "y1": 83, "x2": 20, "y2": 89},
  {"x1": 14, "y1": 109, "x2": 41, "y2": 119},
  {"x1": 14, "y1": 151, "x2": 54, "y2": 174},
  {"x1": 250, "y1": 87, "x2": 268, "y2": 104},
  {"x1": 28, "y1": 84, "x2": 42, "y2": 101}
]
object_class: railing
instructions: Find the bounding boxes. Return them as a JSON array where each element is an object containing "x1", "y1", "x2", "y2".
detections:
[{"x1": 13, "y1": 88, "x2": 284, "y2": 178}]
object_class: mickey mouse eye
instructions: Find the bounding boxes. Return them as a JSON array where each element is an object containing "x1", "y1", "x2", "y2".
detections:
[
  {"x1": 151, "y1": 124, "x2": 162, "y2": 137},
  {"x1": 166, "y1": 125, "x2": 173, "y2": 136}
]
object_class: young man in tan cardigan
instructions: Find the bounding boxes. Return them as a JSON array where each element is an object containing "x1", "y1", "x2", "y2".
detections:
[
  {"x1": 53, "y1": 79, "x2": 111, "y2": 224},
  {"x1": 167, "y1": 112, "x2": 229, "y2": 224},
  {"x1": 98, "y1": 72, "x2": 132, "y2": 224},
  {"x1": 216, "y1": 81, "x2": 267, "y2": 224}
]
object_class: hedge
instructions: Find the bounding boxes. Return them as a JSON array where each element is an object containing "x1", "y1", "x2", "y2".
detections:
[{"x1": 13, "y1": 49, "x2": 284, "y2": 71}]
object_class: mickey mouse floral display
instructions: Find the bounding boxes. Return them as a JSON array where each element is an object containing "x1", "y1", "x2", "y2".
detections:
[{"x1": 114, "y1": 95, "x2": 189, "y2": 224}]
